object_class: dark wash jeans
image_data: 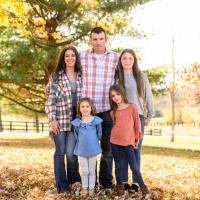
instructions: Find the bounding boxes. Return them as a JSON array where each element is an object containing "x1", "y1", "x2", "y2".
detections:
[
  {"x1": 53, "y1": 131, "x2": 81, "y2": 193},
  {"x1": 121, "y1": 114, "x2": 145, "y2": 183},
  {"x1": 97, "y1": 111, "x2": 113, "y2": 188},
  {"x1": 111, "y1": 144, "x2": 144, "y2": 187}
]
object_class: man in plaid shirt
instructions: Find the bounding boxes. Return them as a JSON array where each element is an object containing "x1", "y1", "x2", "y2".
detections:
[{"x1": 80, "y1": 27, "x2": 118, "y2": 189}]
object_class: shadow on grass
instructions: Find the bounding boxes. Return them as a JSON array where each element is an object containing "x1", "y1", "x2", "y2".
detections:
[
  {"x1": 0, "y1": 137, "x2": 54, "y2": 149},
  {"x1": 0, "y1": 137, "x2": 200, "y2": 159},
  {"x1": 143, "y1": 145, "x2": 200, "y2": 159}
]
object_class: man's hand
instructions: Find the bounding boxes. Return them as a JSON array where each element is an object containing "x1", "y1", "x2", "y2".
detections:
[{"x1": 50, "y1": 121, "x2": 59, "y2": 135}]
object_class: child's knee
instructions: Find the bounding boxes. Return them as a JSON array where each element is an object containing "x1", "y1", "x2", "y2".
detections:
[{"x1": 82, "y1": 169, "x2": 89, "y2": 176}]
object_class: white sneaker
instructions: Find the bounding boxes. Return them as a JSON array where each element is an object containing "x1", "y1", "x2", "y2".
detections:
[
  {"x1": 81, "y1": 188, "x2": 88, "y2": 196},
  {"x1": 88, "y1": 189, "x2": 94, "y2": 196}
]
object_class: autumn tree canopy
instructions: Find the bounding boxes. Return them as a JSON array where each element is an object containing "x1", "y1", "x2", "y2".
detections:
[
  {"x1": 0, "y1": 0, "x2": 150, "y2": 113},
  {"x1": 178, "y1": 63, "x2": 200, "y2": 101}
]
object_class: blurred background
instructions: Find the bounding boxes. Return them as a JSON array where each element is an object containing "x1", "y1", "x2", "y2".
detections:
[{"x1": 0, "y1": 0, "x2": 199, "y2": 140}]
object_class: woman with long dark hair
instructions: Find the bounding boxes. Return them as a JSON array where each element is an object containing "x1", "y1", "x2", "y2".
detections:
[{"x1": 46, "y1": 46, "x2": 81, "y2": 193}]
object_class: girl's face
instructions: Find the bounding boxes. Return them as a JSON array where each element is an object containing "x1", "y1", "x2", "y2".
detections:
[
  {"x1": 64, "y1": 50, "x2": 76, "y2": 68},
  {"x1": 110, "y1": 90, "x2": 123, "y2": 104},
  {"x1": 121, "y1": 52, "x2": 134, "y2": 71},
  {"x1": 80, "y1": 101, "x2": 92, "y2": 117}
]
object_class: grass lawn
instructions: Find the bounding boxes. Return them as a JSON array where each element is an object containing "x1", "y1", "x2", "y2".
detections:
[
  {"x1": 0, "y1": 134, "x2": 200, "y2": 200},
  {"x1": 143, "y1": 136, "x2": 200, "y2": 151}
]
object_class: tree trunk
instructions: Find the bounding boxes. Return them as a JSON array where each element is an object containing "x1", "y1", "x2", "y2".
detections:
[{"x1": 35, "y1": 112, "x2": 39, "y2": 133}]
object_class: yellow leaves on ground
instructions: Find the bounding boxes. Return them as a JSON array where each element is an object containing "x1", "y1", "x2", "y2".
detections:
[{"x1": 1, "y1": 137, "x2": 199, "y2": 199}]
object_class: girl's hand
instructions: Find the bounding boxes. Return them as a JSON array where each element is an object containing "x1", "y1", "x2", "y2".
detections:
[
  {"x1": 50, "y1": 121, "x2": 59, "y2": 135},
  {"x1": 144, "y1": 118, "x2": 150, "y2": 126},
  {"x1": 134, "y1": 140, "x2": 139, "y2": 149}
]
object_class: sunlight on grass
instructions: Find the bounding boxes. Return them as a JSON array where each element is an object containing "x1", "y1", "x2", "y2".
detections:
[{"x1": 143, "y1": 136, "x2": 200, "y2": 151}]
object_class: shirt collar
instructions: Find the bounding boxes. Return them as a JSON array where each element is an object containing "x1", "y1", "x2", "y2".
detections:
[{"x1": 90, "y1": 48, "x2": 110, "y2": 55}]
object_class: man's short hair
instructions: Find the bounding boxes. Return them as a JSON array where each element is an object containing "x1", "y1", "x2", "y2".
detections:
[{"x1": 90, "y1": 27, "x2": 107, "y2": 39}]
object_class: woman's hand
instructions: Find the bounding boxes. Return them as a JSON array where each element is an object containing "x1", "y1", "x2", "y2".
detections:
[
  {"x1": 44, "y1": 84, "x2": 50, "y2": 96},
  {"x1": 50, "y1": 121, "x2": 59, "y2": 135}
]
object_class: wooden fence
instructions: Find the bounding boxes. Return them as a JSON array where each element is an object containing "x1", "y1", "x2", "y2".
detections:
[
  {"x1": 0, "y1": 121, "x2": 49, "y2": 133},
  {"x1": 144, "y1": 128, "x2": 162, "y2": 136},
  {"x1": 149, "y1": 121, "x2": 200, "y2": 127}
]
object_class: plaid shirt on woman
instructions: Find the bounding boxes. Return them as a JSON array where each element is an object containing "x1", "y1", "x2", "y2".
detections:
[
  {"x1": 80, "y1": 49, "x2": 118, "y2": 113},
  {"x1": 46, "y1": 70, "x2": 82, "y2": 131}
]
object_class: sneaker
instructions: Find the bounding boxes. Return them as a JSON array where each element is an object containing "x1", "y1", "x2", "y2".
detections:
[
  {"x1": 129, "y1": 183, "x2": 139, "y2": 193},
  {"x1": 88, "y1": 189, "x2": 94, "y2": 196},
  {"x1": 141, "y1": 185, "x2": 151, "y2": 199},
  {"x1": 116, "y1": 184, "x2": 125, "y2": 196}
]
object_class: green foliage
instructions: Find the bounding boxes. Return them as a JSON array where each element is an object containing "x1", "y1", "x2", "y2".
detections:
[
  {"x1": 144, "y1": 65, "x2": 168, "y2": 97},
  {"x1": 0, "y1": 0, "x2": 150, "y2": 113}
]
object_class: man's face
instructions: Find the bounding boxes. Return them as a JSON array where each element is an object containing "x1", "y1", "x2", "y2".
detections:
[{"x1": 90, "y1": 32, "x2": 107, "y2": 54}]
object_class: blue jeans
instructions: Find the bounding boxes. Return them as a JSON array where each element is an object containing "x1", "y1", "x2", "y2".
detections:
[
  {"x1": 97, "y1": 111, "x2": 113, "y2": 188},
  {"x1": 111, "y1": 144, "x2": 144, "y2": 187},
  {"x1": 53, "y1": 131, "x2": 81, "y2": 192},
  {"x1": 121, "y1": 115, "x2": 145, "y2": 183}
]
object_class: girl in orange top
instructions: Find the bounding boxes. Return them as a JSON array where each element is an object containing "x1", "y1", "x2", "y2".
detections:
[{"x1": 109, "y1": 84, "x2": 151, "y2": 199}]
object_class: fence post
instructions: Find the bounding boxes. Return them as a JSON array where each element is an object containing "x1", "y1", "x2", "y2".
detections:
[
  {"x1": 35, "y1": 112, "x2": 39, "y2": 132},
  {"x1": 10, "y1": 121, "x2": 12, "y2": 132},
  {"x1": 0, "y1": 106, "x2": 3, "y2": 132}
]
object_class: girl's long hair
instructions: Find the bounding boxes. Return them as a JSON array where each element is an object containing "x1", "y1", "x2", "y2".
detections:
[
  {"x1": 109, "y1": 84, "x2": 128, "y2": 123},
  {"x1": 52, "y1": 46, "x2": 81, "y2": 82},
  {"x1": 115, "y1": 49, "x2": 144, "y2": 98},
  {"x1": 77, "y1": 97, "x2": 96, "y2": 119}
]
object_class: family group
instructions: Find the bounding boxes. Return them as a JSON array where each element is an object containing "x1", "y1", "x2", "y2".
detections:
[{"x1": 46, "y1": 26, "x2": 153, "y2": 199}]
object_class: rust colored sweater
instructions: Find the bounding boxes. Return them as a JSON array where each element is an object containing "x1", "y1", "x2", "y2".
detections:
[{"x1": 110, "y1": 104, "x2": 142, "y2": 147}]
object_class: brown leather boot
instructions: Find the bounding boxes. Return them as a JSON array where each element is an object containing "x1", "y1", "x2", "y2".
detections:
[
  {"x1": 116, "y1": 184, "x2": 125, "y2": 196},
  {"x1": 141, "y1": 184, "x2": 151, "y2": 199}
]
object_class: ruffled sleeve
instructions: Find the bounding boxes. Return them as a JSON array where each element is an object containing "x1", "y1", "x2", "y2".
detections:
[
  {"x1": 92, "y1": 116, "x2": 103, "y2": 140},
  {"x1": 91, "y1": 116, "x2": 103, "y2": 125},
  {"x1": 71, "y1": 118, "x2": 81, "y2": 127},
  {"x1": 71, "y1": 118, "x2": 81, "y2": 139}
]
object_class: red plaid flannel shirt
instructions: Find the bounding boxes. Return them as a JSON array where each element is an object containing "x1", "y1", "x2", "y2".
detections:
[
  {"x1": 80, "y1": 49, "x2": 118, "y2": 113},
  {"x1": 46, "y1": 71, "x2": 82, "y2": 131}
]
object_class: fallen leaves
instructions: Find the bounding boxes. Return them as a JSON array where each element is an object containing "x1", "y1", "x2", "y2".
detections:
[{"x1": 0, "y1": 137, "x2": 200, "y2": 200}]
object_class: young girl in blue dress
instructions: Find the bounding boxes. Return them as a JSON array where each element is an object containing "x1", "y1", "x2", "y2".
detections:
[{"x1": 71, "y1": 97, "x2": 102, "y2": 196}]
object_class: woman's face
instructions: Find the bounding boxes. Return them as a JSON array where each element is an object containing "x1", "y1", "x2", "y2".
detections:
[
  {"x1": 121, "y1": 52, "x2": 134, "y2": 71},
  {"x1": 64, "y1": 49, "x2": 76, "y2": 68}
]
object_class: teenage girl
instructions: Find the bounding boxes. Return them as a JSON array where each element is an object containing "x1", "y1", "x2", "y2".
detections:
[
  {"x1": 109, "y1": 84, "x2": 151, "y2": 199},
  {"x1": 115, "y1": 49, "x2": 153, "y2": 192},
  {"x1": 71, "y1": 97, "x2": 102, "y2": 196}
]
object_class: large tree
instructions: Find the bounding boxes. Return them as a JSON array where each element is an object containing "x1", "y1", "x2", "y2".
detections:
[{"x1": 0, "y1": 0, "x2": 150, "y2": 113}]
